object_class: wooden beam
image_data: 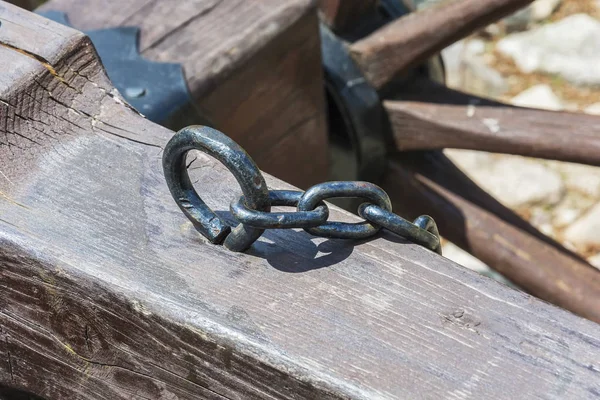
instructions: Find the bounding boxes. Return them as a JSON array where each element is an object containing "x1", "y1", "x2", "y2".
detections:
[
  {"x1": 1, "y1": 4, "x2": 600, "y2": 399},
  {"x1": 385, "y1": 79, "x2": 600, "y2": 166},
  {"x1": 37, "y1": 0, "x2": 329, "y2": 189},
  {"x1": 382, "y1": 152, "x2": 600, "y2": 323},
  {"x1": 349, "y1": 0, "x2": 533, "y2": 90}
]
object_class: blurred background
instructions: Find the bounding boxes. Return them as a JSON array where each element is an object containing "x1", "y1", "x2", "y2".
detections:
[{"x1": 407, "y1": 0, "x2": 600, "y2": 283}]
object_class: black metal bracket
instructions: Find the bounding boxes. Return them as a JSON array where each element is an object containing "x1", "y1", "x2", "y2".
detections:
[
  {"x1": 320, "y1": 0, "x2": 444, "y2": 184},
  {"x1": 37, "y1": 11, "x2": 198, "y2": 129}
]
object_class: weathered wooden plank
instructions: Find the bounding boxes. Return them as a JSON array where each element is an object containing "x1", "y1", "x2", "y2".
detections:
[
  {"x1": 349, "y1": 0, "x2": 533, "y2": 90},
  {"x1": 385, "y1": 78, "x2": 600, "y2": 166},
  {"x1": 37, "y1": 0, "x2": 329, "y2": 189},
  {"x1": 1, "y1": 4, "x2": 600, "y2": 399}
]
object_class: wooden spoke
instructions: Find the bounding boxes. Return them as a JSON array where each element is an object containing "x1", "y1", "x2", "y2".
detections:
[
  {"x1": 349, "y1": 0, "x2": 533, "y2": 90},
  {"x1": 318, "y1": 0, "x2": 378, "y2": 33},
  {"x1": 384, "y1": 78, "x2": 600, "y2": 166},
  {"x1": 382, "y1": 152, "x2": 600, "y2": 323}
]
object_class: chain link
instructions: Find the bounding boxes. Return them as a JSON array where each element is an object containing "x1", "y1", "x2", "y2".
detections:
[{"x1": 163, "y1": 126, "x2": 442, "y2": 254}]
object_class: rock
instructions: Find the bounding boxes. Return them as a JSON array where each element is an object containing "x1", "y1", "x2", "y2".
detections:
[
  {"x1": 460, "y1": 59, "x2": 508, "y2": 98},
  {"x1": 511, "y1": 84, "x2": 563, "y2": 110},
  {"x1": 588, "y1": 253, "x2": 600, "y2": 270},
  {"x1": 553, "y1": 204, "x2": 582, "y2": 228},
  {"x1": 442, "y1": 243, "x2": 513, "y2": 285},
  {"x1": 443, "y1": 149, "x2": 496, "y2": 172},
  {"x1": 442, "y1": 242, "x2": 489, "y2": 273},
  {"x1": 530, "y1": 0, "x2": 561, "y2": 21},
  {"x1": 564, "y1": 204, "x2": 600, "y2": 246},
  {"x1": 552, "y1": 162, "x2": 600, "y2": 198},
  {"x1": 503, "y1": 7, "x2": 532, "y2": 32},
  {"x1": 503, "y1": 0, "x2": 561, "y2": 32},
  {"x1": 529, "y1": 207, "x2": 555, "y2": 236},
  {"x1": 448, "y1": 153, "x2": 564, "y2": 208},
  {"x1": 584, "y1": 102, "x2": 600, "y2": 116},
  {"x1": 497, "y1": 14, "x2": 600, "y2": 87},
  {"x1": 411, "y1": 0, "x2": 443, "y2": 10},
  {"x1": 413, "y1": 0, "x2": 560, "y2": 23},
  {"x1": 442, "y1": 39, "x2": 508, "y2": 98}
]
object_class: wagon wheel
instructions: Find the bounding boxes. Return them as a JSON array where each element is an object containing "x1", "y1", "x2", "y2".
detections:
[{"x1": 318, "y1": 0, "x2": 600, "y2": 321}]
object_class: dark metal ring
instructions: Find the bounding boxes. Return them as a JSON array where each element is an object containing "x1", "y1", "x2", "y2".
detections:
[
  {"x1": 358, "y1": 204, "x2": 442, "y2": 254},
  {"x1": 162, "y1": 125, "x2": 270, "y2": 252},
  {"x1": 297, "y1": 181, "x2": 392, "y2": 239},
  {"x1": 230, "y1": 190, "x2": 329, "y2": 229}
]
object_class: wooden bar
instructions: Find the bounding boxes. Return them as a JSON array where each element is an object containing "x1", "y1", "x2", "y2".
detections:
[
  {"x1": 385, "y1": 78, "x2": 600, "y2": 166},
  {"x1": 37, "y1": 0, "x2": 329, "y2": 189},
  {"x1": 1, "y1": 4, "x2": 600, "y2": 399},
  {"x1": 349, "y1": 0, "x2": 533, "y2": 90}
]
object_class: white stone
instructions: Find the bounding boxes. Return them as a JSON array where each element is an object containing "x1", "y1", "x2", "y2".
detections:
[
  {"x1": 546, "y1": 159, "x2": 600, "y2": 198},
  {"x1": 454, "y1": 154, "x2": 564, "y2": 208},
  {"x1": 530, "y1": 207, "x2": 554, "y2": 234},
  {"x1": 465, "y1": 39, "x2": 486, "y2": 56},
  {"x1": 588, "y1": 253, "x2": 600, "y2": 270},
  {"x1": 511, "y1": 84, "x2": 563, "y2": 110},
  {"x1": 442, "y1": 40, "x2": 508, "y2": 98},
  {"x1": 443, "y1": 149, "x2": 496, "y2": 172},
  {"x1": 584, "y1": 102, "x2": 600, "y2": 116},
  {"x1": 442, "y1": 242, "x2": 489, "y2": 273},
  {"x1": 504, "y1": 7, "x2": 532, "y2": 32},
  {"x1": 564, "y1": 203, "x2": 600, "y2": 246},
  {"x1": 553, "y1": 205, "x2": 581, "y2": 228},
  {"x1": 412, "y1": 0, "x2": 443, "y2": 10},
  {"x1": 502, "y1": 0, "x2": 560, "y2": 32},
  {"x1": 442, "y1": 243, "x2": 513, "y2": 285},
  {"x1": 555, "y1": 162, "x2": 600, "y2": 198},
  {"x1": 530, "y1": 0, "x2": 561, "y2": 21},
  {"x1": 497, "y1": 14, "x2": 600, "y2": 87},
  {"x1": 461, "y1": 60, "x2": 508, "y2": 99}
]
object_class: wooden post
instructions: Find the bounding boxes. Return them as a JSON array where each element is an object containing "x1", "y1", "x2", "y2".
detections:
[
  {"x1": 1, "y1": 4, "x2": 600, "y2": 399},
  {"x1": 37, "y1": 0, "x2": 329, "y2": 189}
]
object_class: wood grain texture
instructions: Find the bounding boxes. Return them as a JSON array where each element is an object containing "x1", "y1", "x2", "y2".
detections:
[
  {"x1": 385, "y1": 79, "x2": 600, "y2": 166},
  {"x1": 318, "y1": 0, "x2": 379, "y2": 33},
  {"x1": 349, "y1": 0, "x2": 533, "y2": 90},
  {"x1": 382, "y1": 152, "x2": 600, "y2": 323},
  {"x1": 37, "y1": 0, "x2": 329, "y2": 189},
  {"x1": 1, "y1": 3, "x2": 600, "y2": 399}
]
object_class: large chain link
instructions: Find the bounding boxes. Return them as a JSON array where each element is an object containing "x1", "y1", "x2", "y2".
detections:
[{"x1": 163, "y1": 126, "x2": 442, "y2": 254}]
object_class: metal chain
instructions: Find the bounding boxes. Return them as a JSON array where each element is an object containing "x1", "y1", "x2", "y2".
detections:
[{"x1": 163, "y1": 126, "x2": 442, "y2": 254}]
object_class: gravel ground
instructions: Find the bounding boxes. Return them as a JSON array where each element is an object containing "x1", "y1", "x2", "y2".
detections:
[{"x1": 439, "y1": 0, "x2": 600, "y2": 279}]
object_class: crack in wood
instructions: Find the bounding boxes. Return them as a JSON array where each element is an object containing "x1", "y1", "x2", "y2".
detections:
[{"x1": 0, "y1": 41, "x2": 83, "y2": 95}]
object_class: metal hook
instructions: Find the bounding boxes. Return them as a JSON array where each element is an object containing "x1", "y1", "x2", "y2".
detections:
[{"x1": 162, "y1": 126, "x2": 270, "y2": 252}]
